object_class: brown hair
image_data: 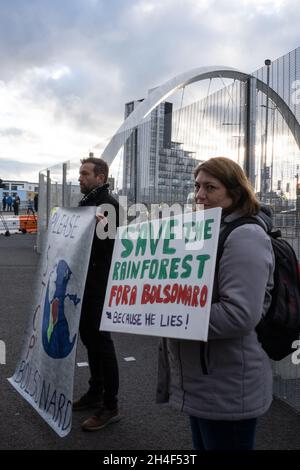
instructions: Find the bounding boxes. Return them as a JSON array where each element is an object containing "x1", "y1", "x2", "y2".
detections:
[
  {"x1": 80, "y1": 156, "x2": 109, "y2": 183},
  {"x1": 194, "y1": 157, "x2": 260, "y2": 216}
]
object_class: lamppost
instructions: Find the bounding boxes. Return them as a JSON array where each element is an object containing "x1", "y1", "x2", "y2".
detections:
[{"x1": 262, "y1": 59, "x2": 272, "y2": 200}]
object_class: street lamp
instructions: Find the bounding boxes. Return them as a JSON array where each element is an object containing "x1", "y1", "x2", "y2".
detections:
[{"x1": 261, "y1": 59, "x2": 272, "y2": 199}]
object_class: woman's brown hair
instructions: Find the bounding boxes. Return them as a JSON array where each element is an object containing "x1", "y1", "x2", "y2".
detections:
[{"x1": 194, "y1": 157, "x2": 260, "y2": 216}]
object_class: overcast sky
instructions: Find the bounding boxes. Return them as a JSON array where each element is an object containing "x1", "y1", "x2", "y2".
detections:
[{"x1": 0, "y1": 0, "x2": 300, "y2": 184}]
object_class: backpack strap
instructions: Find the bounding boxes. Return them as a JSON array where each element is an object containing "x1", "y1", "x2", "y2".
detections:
[{"x1": 216, "y1": 217, "x2": 264, "y2": 269}]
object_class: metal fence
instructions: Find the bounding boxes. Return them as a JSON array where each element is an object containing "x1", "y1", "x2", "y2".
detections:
[
  {"x1": 36, "y1": 47, "x2": 300, "y2": 413},
  {"x1": 38, "y1": 160, "x2": 300, "y2": 413}
]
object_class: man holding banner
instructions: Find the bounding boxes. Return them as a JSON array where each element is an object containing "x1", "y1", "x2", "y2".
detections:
[
  {"x1": 73, "y1": 156, "x2": 121, "y2": 432},
  {"x1": 156, "y1": 157, "x2": 275, "y2": 450}
]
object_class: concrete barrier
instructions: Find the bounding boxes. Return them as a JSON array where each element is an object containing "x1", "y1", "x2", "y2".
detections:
[
  {"x1": 19, "y1": 215, "x2": 37, "y2": 233},
  {"x1": 0, "y1": 214, "x2": 37, "y2": 235}
]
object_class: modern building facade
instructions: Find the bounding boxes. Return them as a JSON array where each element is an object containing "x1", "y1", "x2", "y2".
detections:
[
  {"x1": 0, "y1": 179, "x2": 38, "y2": 206},
  {"x1": 123, "y1": 98, "x2": 201, "y2": 205}
]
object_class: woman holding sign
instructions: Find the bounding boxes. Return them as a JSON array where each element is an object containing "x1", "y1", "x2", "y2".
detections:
[{"x1": 156, "y1": 157, "x2": 274, "y2": 450}]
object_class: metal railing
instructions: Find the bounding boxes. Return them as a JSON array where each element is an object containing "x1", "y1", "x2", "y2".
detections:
[{"x1": 37, "y1": 160, "x2": 300, "y2": 413}]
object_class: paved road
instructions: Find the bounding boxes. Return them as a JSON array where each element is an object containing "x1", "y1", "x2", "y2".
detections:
[{"x1": 0, "y1": 234, "x2": 300, "y2": 450}]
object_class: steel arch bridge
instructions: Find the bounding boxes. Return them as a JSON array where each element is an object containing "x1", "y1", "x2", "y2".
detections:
[{"x1": 101, "y1": 65, "x2": 300, "y2": 182}]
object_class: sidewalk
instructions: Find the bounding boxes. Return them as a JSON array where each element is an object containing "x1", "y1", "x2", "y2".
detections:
[{"x1": 0, "y1": 234, "x2": 299, "y2": 450}]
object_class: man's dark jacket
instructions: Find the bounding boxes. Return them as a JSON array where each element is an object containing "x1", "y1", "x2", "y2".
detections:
[{"x1": 79, "y1": 184, "x2": 120, "y2": 315}]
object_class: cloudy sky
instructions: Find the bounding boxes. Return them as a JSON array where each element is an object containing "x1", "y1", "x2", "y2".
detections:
[{"x1": 0, "y1": 0, "x2": 300, "y2": 184}]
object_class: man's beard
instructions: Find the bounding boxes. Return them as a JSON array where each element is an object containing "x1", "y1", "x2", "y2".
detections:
[
  {"x1": 80, "y1": 183, "x2": 101, "y2": 195},
  {"x1": 80, "y1": 185, "x2": 89, "y2": 194}
]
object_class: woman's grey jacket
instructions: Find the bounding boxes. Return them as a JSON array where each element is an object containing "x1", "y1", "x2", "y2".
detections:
[{"x1": 156, "y1": 210, "x2": 275, "y2": 420}]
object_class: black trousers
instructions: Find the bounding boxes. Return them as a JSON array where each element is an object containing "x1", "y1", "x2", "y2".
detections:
[{"x1": 79, "y1": 295, "x2": 119, "y2": 410}]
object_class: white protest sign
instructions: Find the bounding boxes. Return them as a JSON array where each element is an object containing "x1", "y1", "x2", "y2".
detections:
[
  {"x1": 100, "y1": 207, "x2": 221, "y2": 341},
  {"x1": 8, "y1": 206, "x2": 96, "y2": 437}
]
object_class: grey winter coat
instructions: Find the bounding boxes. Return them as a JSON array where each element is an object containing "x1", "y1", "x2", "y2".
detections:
[{"x1": 156, "y1": 210, "x2": 275, "y2": 420}]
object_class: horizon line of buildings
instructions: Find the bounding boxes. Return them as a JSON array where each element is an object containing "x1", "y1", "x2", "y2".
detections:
[{"x1": 0, "y1": 179, "x2": 39, "y2": 204}]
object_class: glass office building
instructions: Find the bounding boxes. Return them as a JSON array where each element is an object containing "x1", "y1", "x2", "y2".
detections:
[
  {"x1": 122, "y1": 47, "x2": 300, "y2": 217},
  {"x1": 123, "y1": 99, "x2": 201, "y2": 205}
]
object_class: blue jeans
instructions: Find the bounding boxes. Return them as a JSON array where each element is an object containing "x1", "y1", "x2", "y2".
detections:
[{"x1": 190, "y1": 416, "x2": 257, "y2": 450}]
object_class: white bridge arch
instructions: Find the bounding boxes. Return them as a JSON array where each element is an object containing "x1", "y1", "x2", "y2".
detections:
[{"x1": 101, "y1": 65, "x2": 300, "y2": 179}]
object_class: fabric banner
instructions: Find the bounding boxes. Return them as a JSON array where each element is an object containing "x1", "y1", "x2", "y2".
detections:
[
  {"x1": 8, "y1": 206, "x2": 96, "y2": 437},
  {"x1": 100, "y1": 207, "x2": 221, "y2": 341}
]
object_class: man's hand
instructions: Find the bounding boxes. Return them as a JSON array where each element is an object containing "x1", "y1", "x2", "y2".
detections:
[{"x1": 96, "y1": 213, "x2": 108, "y2": 227}]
